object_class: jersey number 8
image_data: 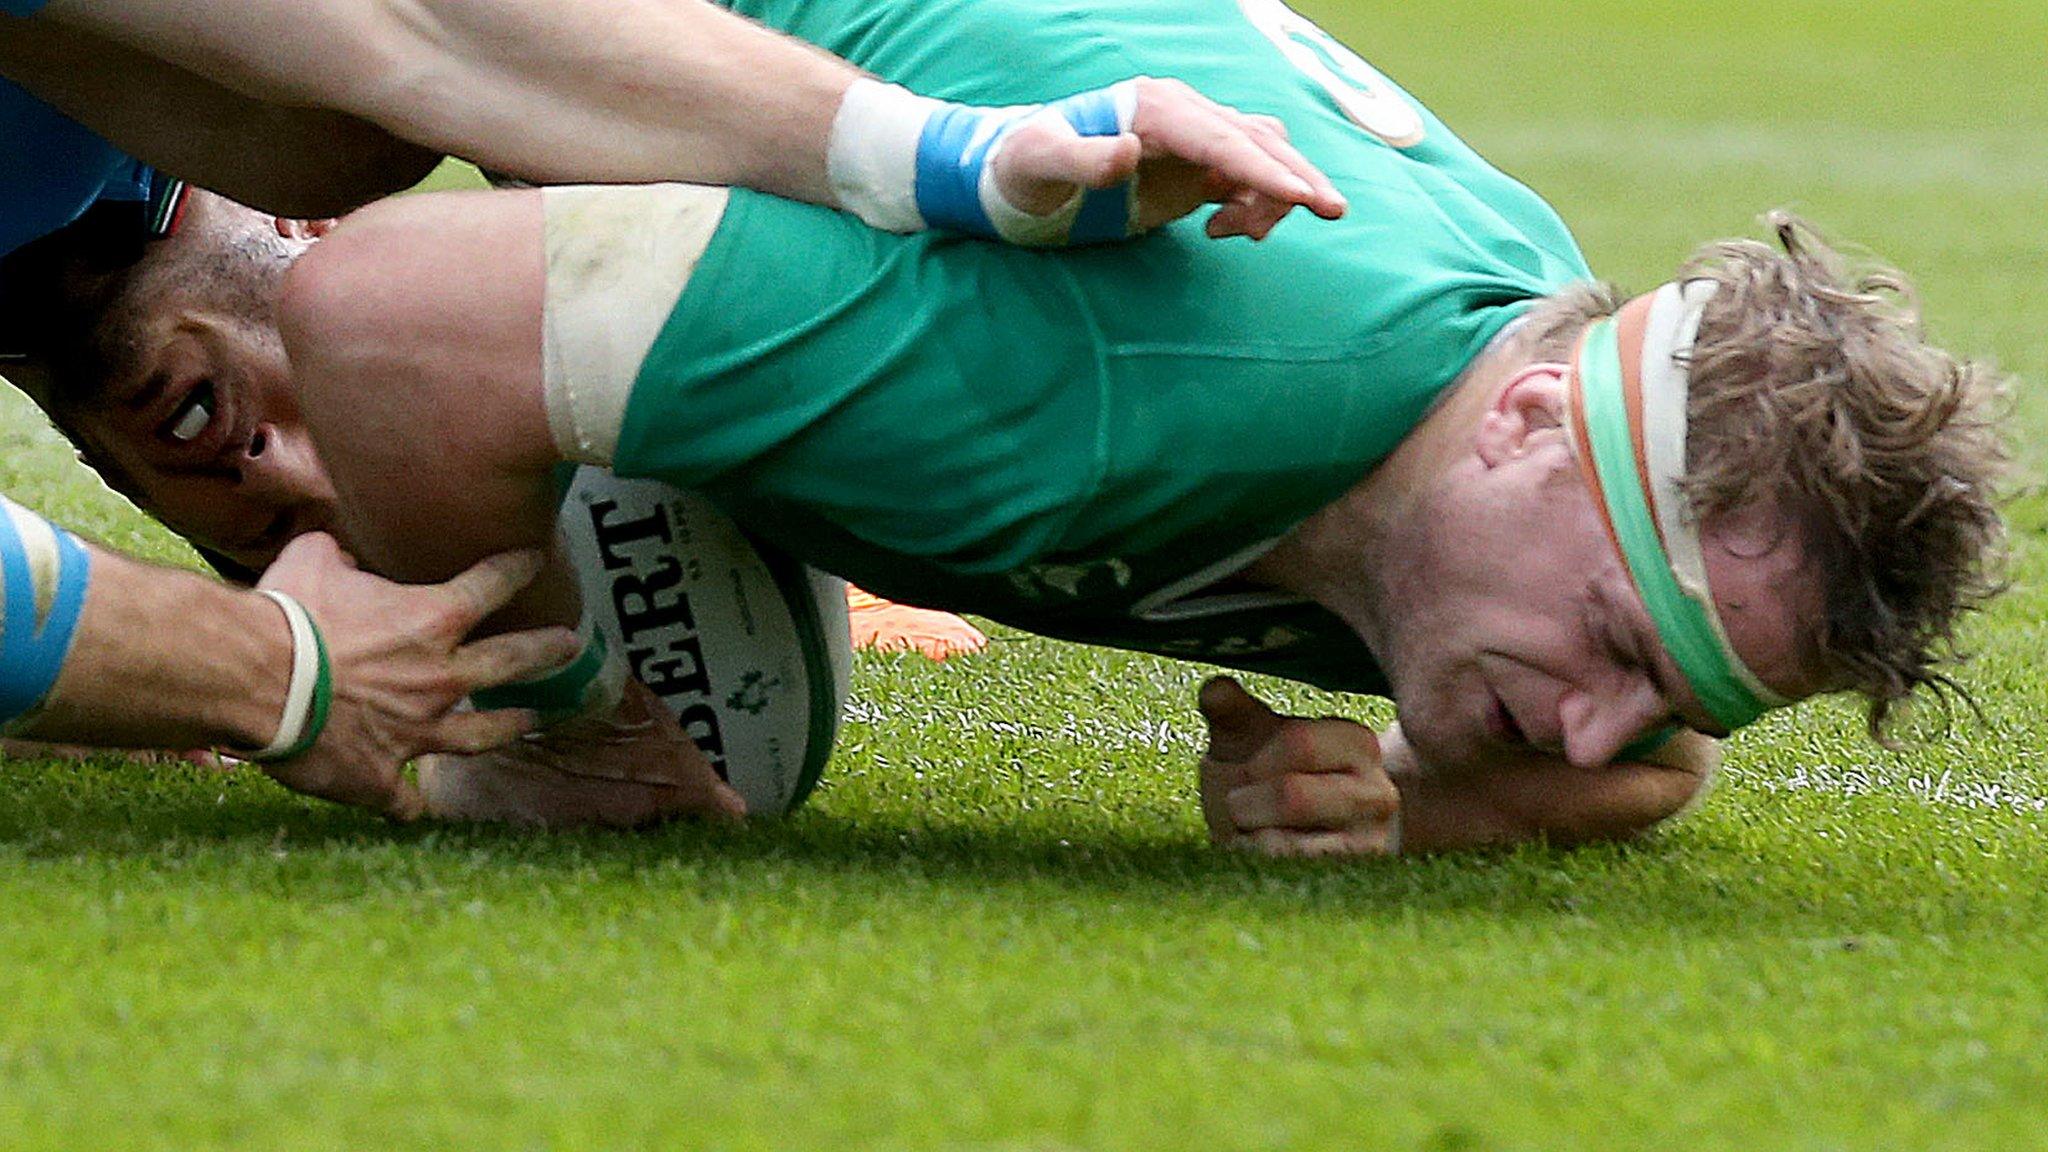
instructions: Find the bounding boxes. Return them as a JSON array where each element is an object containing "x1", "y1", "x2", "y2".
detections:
[{"x1": 1237, "y1": 0, "x2": 1426, "y2": 149}]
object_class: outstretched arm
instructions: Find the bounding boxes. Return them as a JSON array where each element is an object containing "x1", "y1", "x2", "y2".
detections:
[
  {"x1": 0, "y1": 20, "x2": 437, "y2": 218},
  {"x1": 1196, "y1": 677, "x2": 1718, "y2": 857},
  {"x1": 6, "y1": 0, "x2": 1343, "y2": 239},
  {"x1": 10, "y1": 525, "x2": 582, "y2": 819}
]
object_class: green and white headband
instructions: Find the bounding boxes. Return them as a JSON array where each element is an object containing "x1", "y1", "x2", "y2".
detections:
[{"x1": 1565, "y1": 280, "x2": 1791, "y2": 732}]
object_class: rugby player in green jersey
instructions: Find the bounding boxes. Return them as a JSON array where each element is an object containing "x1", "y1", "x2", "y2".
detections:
[{"x1": 7, "y1": 0, "x2": 2006, "y2": 854}]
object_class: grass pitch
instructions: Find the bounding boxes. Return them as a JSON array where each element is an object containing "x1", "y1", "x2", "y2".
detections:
[{"x1": 4, "y1": 1, "x2": 2047, "y2": 1148}]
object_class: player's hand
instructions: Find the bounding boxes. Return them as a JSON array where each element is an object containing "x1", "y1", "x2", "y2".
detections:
[
  {"x1": 1196, "y1": 676, "x2": 1398, "y2": 857},
  {"x1": 253, "y1": 532, "x2": 583, "y2": 821},
  {"x1": 417, "y1": 678, "x2": 747, "y2": 827},
  {"x1": 991, "y1": 76, "x2": 1347, "y2": 242}
]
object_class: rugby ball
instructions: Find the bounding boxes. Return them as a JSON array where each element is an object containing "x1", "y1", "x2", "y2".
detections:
[{"x1": 556, "y1": 467, "x2": 851, "y2": 816}]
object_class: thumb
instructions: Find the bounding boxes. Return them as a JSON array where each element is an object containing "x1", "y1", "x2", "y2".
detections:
[
  {"x1": 994, "y1": 122, "x2": 1142, "y2": 210},
  {"x1": 1197, "y1": 676, "x2": 1286, "y2": 764},
  {"x1": 259, "y1": 529, "x2": 342, "y2": 589},
  {"x1": 1051, "y1": 130, "x2": 1143, "y2": 190}
]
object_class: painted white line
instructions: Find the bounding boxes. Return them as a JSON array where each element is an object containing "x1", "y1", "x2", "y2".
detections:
[{"x1": 851, "y1": 699, "x2": 2048, "y2": 813}]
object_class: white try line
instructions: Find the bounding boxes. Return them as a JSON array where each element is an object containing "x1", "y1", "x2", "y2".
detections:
[{"x1": 848, "y1": 698, "x2": 2048, "y2": 814}]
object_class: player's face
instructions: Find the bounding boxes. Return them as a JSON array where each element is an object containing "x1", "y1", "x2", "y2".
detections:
[
  {"x1": 1375, "y1": 371, "x2": 1829, "y2": 771},
  {"x1": 75, "y1": 309, "x2": 337, "y2": 574},
  {"x1": 61, "y1": 200, "x2": 338, "y2": 574}
]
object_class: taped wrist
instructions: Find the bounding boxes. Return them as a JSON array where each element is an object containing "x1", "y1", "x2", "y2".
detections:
[
  {"x1": 242, "y1": 590, "x2": 333, "y2": 762},
  {"x1": 0, "y1": 497, "x2": 92, "y2": 732},
  {"x1": 469, "y1": 613, "x2": 627, "y2": 727},
  {"x1": 826, "y1": 77, "x2": 1139, "y2": 246}
]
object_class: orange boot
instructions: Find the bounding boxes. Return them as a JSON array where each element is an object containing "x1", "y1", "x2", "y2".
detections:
[{"x1": 846, "y1": 585, "x2": 988, "y2": 660}]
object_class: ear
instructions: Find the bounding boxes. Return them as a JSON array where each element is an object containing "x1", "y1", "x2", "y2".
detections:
[
  {"x1": 273, "y1": 218, "x2": 340, "y2": 241},
  {"x1": 1473, "y1": 361, "x2": 1571, "y2": 469}
]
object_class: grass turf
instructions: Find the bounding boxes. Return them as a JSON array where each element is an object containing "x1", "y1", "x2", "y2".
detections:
[{"x1": 3, "y1": 0, "x2": 2046, "y2": 1147}]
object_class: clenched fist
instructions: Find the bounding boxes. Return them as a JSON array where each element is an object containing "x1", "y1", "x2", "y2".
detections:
[{"x1": 1196, "y1": 676, "x2": 1399, "y2": 857}]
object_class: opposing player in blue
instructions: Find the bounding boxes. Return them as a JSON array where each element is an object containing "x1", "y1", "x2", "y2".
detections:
[
  {"x1": 0, "y1": 0, "x2": 1344, "y2": 810},
  {"x1": 7, "y1": 0, "x2": 2005, "y2": 852}
]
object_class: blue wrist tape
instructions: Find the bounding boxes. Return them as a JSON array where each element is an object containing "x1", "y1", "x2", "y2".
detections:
[
  {"x1": 1048, "y1": 89, "x2": 1134, "y2": 244},
  {"x1": 913, "y1": 104, "x2": 1007, "y2": 237},
  {"x1": 912, "y1": 86, "x2": 1135, "y2": 242},
  {"x1": 0, "y1": 500, "x2": 92, "y2": 725}
]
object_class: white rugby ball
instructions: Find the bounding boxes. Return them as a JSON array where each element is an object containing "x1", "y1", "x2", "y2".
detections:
[{"x1": 557, "y1": 467, "x2": 851, "y2": 816}]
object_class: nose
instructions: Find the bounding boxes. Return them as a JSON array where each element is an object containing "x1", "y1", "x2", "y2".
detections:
[
  {"x1": 234, "y1": 424, "x2": 334, "y2": 507},
  {"x1": 1558, "y1": 680, "x2": 1669, "y2": 769}
]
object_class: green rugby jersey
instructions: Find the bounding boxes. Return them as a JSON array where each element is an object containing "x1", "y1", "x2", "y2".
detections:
[{"x1": 612, "y1": 0, "x2": 1593, "y2": 693}]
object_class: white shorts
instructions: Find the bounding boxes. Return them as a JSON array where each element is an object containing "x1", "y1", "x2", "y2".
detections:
[{"x1": 539, "y1": 183, "x2": 730, "y2": 466}]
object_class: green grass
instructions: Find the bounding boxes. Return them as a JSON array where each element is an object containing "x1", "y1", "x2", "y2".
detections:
[{"x1": 3, "y1": 1, "x2": 2046, "y2": 1147}]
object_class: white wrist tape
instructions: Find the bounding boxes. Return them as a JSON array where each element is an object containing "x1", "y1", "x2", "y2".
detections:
[
  {"x1": 825, "y1": 77, "x2": 1140, "y2": 246},
  {"x1": 827, "y1": 79, "x2": 947, "y2": 234},
  {"x1": 248, "y1": 590, "x2": 331, "y2": 761}
]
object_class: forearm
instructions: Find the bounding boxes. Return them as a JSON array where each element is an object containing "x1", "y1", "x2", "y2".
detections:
[
  {"x1": 1383, "y1": 725, "x2": 1721, "y2": 854},
  {"x1": 15, "y1": 545, "x2": 287, "y2": 750},
  {"x1": 29, "y1": 0, "x2": 854, "y2": 204},
  {"x1": 0, "y1": 20, "x2": 439, "y2": 217}
]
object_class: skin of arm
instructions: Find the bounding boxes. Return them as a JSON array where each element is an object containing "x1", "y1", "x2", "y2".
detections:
[
  {"x1": 18, "y1": 541, "x2": 297, "y2": 750},
  {"x1": 1379, "y1": 722, "x2": 1721, "y2": 853},
  {"x1": 15, "y1": 0, "x2": 855, "y2": 203},
  {"x1": 11, "y1": 530, "x2": 583, "y2": 819},
  {"x1": 0, "y1": 20, "x2": 439, "y2": 218},
  {"x1": 6, "y1": 0, "x2": 1343, "y2": 236},
  {"x1": 1197, "y1": 676, "x2": 1719, "y2": 856}
]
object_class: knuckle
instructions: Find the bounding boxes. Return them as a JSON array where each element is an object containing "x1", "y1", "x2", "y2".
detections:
[
  {"x1": 1366, "y1": 787, "x2": 1400, "y2": 821},
  {"x1": 431, "y1": 599, "x2": 471, "y2": 635},
  {"x1": 1344, "y1": 828, "x2": 1394, "y2": 856},
  {"x1": 1248, "y1": 828, "x2": 1293, "y2": 856},
  {"x1": 1342, "y1": 775, "x2": 1395, "y2": 821},
  {"x1": 1273, "y1": 774, "x2": 1314, "y2": 819},
  {"x1": 441, "y1": 728, "x2": 493, "y2": 756},
  {"x1": 426, "y1": 670, "x2": 468, "y2": 703},
  {"x1": 1277, "y1": 723, "x2": 1317, "y2": 764}
]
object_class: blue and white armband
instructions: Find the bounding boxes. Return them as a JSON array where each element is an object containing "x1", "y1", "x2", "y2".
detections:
[
  {"x1": 0, "y1": 496, "x2": 92, "y2": 731},
  {"x1": 827, "y1": 77, "x2": 1140, "y2": 246}
]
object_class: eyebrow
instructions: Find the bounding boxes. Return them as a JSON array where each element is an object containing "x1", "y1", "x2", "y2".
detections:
[{"x1": 119, "y1": 368, "x2": 171, "y2": 415}]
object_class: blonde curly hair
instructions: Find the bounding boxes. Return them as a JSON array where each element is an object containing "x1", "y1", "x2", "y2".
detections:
[{"x1": 1524, "y1": 212, "x2": 2008, "y2": 735}]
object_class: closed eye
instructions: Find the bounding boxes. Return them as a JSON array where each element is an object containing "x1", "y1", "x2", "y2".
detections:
[
  {"x1": 1614, "y1": 601, "x2": 1730, "y2": 738},
  {"x1": 1592, "y1": 584, "x2": 1683, "y2": 725}
]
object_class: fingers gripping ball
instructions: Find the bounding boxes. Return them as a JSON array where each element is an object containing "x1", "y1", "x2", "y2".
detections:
[
  {"x1": 828, "y1": 77, "x2": 1139, "y2": 246},
  {"x1": 553, "y1": 469, "x2": 852, "y2": 816}
]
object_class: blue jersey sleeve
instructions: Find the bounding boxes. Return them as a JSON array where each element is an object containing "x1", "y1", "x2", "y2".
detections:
[
  {"x1": 1, "y1": 79, "x2": 134, "y2": 258},
  {"x1": 0, "y1": 0, "x2": 52, "y2": 15},
  {"x1": 0, "y1": 496, "x2": 93, "y2": 727}
]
